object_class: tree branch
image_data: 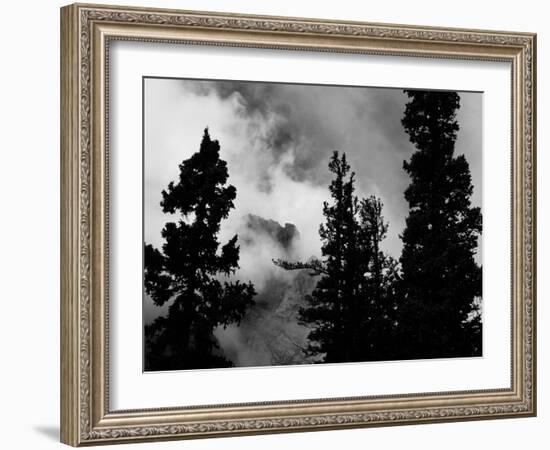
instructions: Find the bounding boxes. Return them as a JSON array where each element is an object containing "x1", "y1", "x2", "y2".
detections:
[{"x1": 272, "y1": 258, "x2": 328, "y2": 276}]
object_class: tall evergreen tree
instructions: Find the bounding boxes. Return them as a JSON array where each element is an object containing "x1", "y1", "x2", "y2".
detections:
[
  {"x1": 398, "y1": 90, "x2": 482, "y2": 359},
  {"x1": 313, "y1": 152, "x2": 359, "y2": 362},
  {"x1": 144, "y1": 129, "x2": 256, "y2": 371},
  {"x1": 274, "y1": 152, "x2": 398, "y2": 363},
  {"x1": 356, "y1": 197, "x2": 400, "y2": 360}
]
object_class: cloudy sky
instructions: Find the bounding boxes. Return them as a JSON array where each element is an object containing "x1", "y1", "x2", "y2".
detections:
[{"x1": 143, "y1": 77, "x2": 482, "y2": 335}]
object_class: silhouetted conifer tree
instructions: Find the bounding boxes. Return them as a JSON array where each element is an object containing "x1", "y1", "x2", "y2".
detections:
[
  {"x1": 144, "y1": 129, "x2": 256, "y2": 370},
  {"x1": 356, "y1": 197, "x2": 400, "y2": 360},
  {"x1": 274, "y1": 152, "x2": 398, "y2": 363},
  {"x1": 397, "y1": 90, "x2": 482, "y2": 359}
]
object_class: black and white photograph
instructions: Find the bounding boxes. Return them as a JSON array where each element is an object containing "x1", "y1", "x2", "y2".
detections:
[{"x1": 143, "y1": 77, "x2": 483, "y2": 372}]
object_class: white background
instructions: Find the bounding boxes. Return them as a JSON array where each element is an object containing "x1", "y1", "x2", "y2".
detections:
[
  {"x1": 110, "y1": 42, "x2": 511, "y2": 409},
  {"x1": 0, "y1": 0, "x2": 546, "y2": 449}
]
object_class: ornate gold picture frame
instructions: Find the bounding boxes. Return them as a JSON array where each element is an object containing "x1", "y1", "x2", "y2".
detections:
[{"x1": 60, "y1": 3, "x2": 536, "y2": 446}]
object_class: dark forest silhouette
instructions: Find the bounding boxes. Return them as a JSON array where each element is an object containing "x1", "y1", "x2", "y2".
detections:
[{"x1": 144, "y1": 90, "x2": 482, "y2": 370}]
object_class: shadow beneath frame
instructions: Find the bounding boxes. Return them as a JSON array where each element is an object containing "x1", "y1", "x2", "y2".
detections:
[{"x1": 33, "y1": 425, "x2": 59, "y2": 442}]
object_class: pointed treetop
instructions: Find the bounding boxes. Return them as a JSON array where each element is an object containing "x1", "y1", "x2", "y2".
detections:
[{"x1": 200, "y1": 127, "x2": 212, "y2": 148}]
